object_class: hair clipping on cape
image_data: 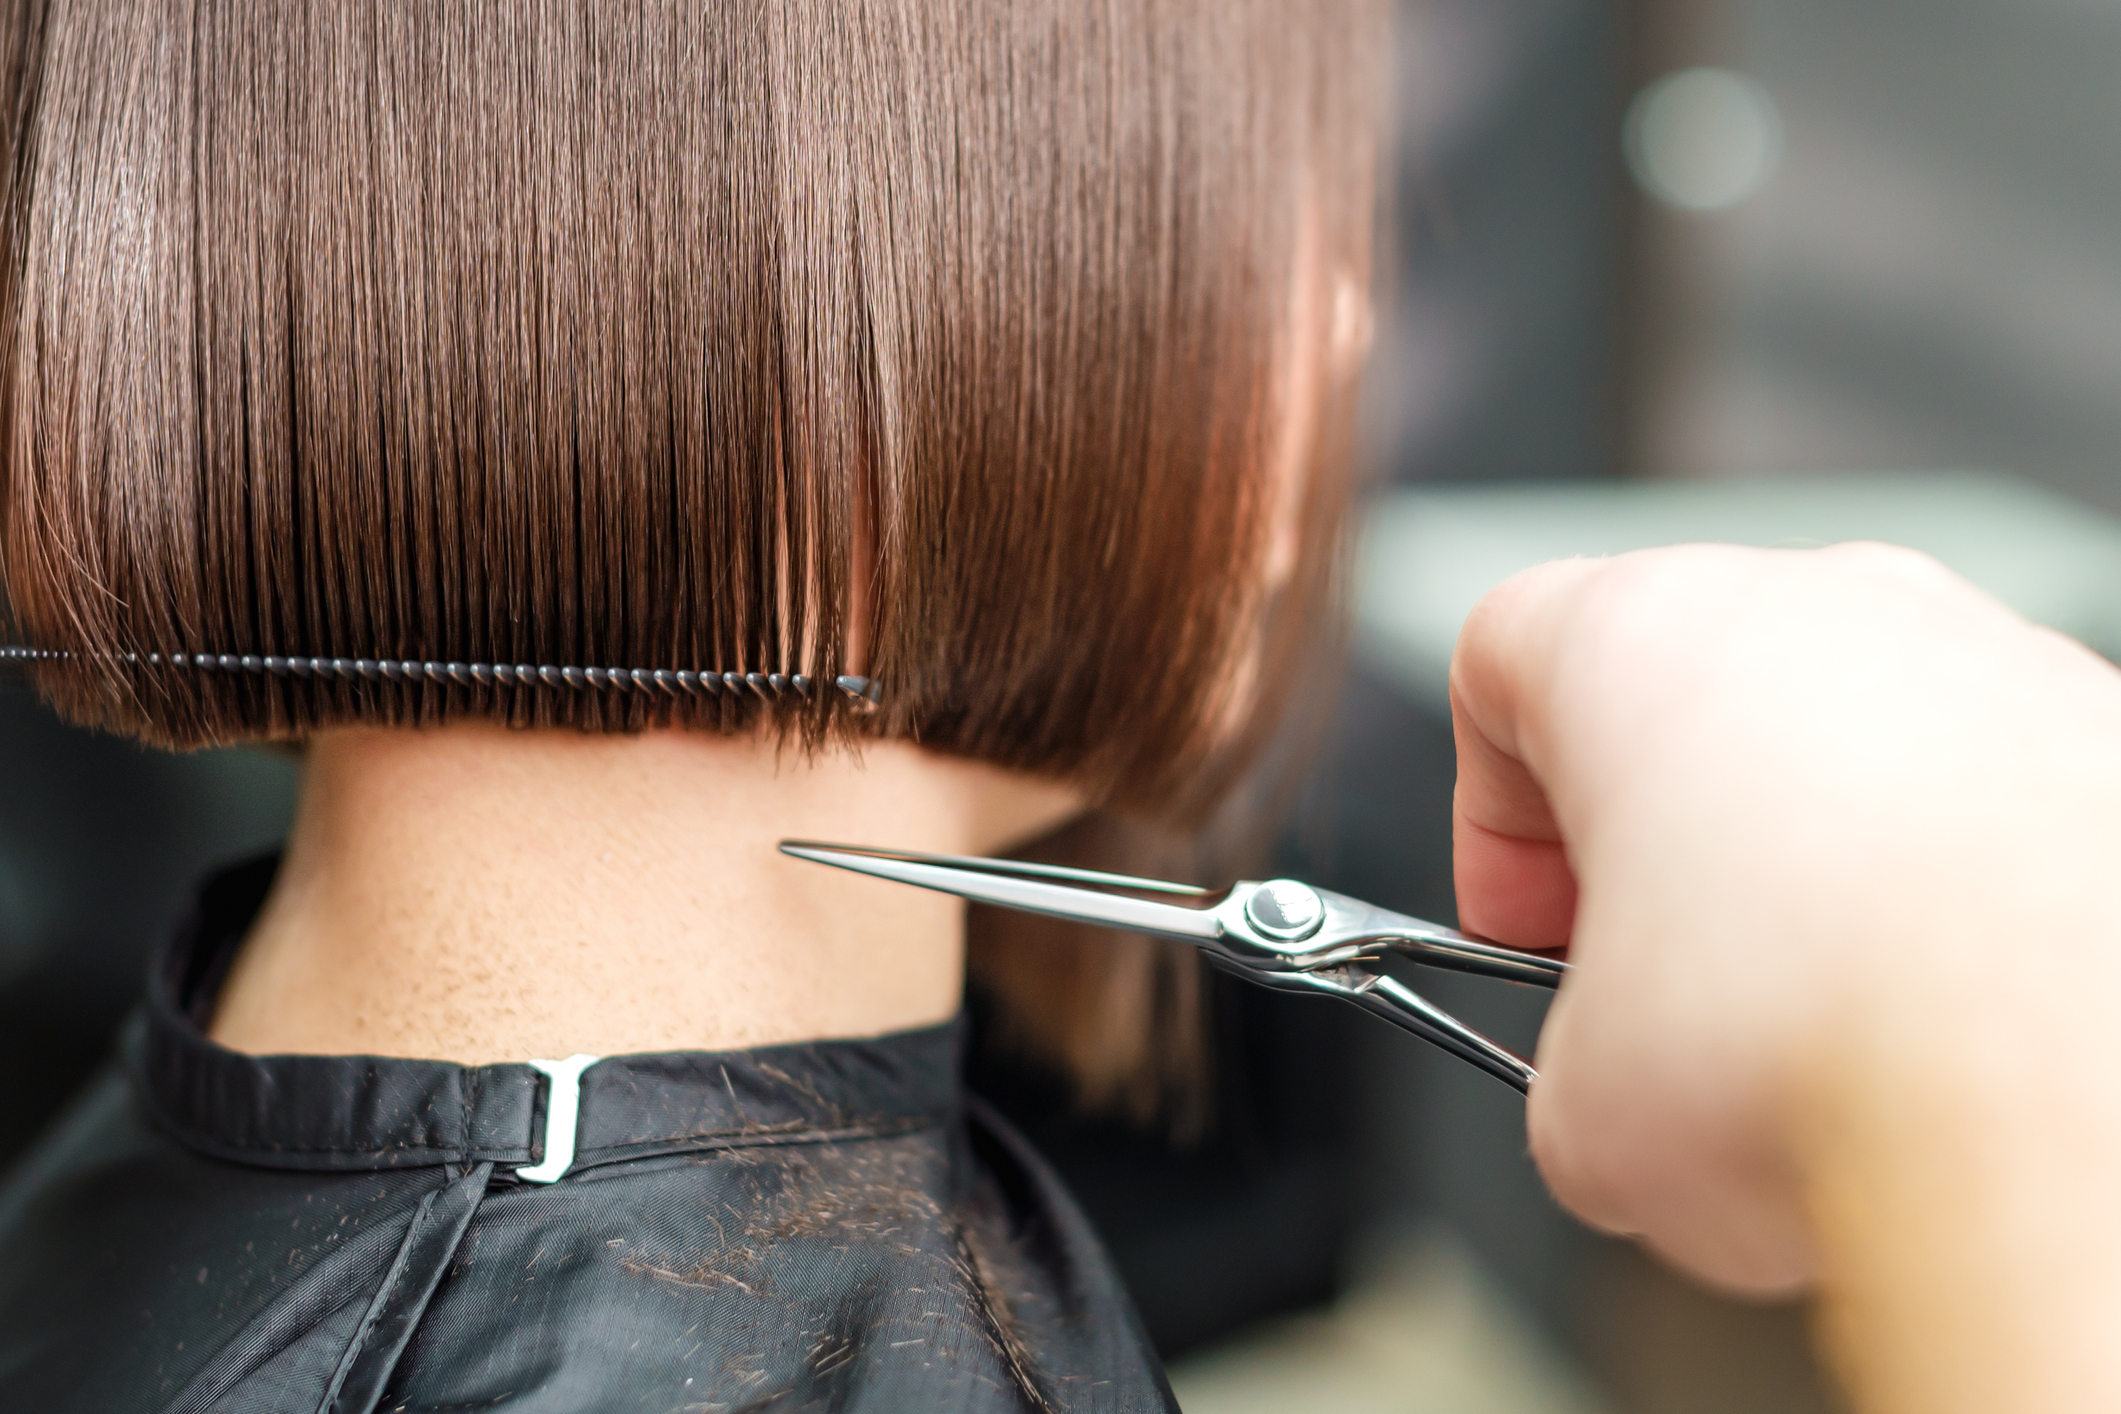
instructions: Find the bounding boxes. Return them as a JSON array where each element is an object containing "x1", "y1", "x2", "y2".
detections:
[{"x1": 0, "y1": 646, "x2": 878, "y2": 705}]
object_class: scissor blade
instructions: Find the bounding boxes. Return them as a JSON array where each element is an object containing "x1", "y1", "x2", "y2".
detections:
[
  {"x1": 1328, "y1": 893, "x2": 1566, "y2": 989},
  {"x1": 778, "y1": 841, "x2": 1210, "y2": 896},
  {"x1": 1361, "y1": 974, "x2": 1538, "y2": 1093},
  {"x1": 1392, "y1": 931, "x2": 1567, "y2": 988},
  {"x1": 780, "y1": 842, "x2": 1225, "y2": 942}
]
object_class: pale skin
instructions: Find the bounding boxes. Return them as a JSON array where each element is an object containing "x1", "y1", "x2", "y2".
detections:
[
  {"x1": 1453, "y1": 542, "x2": 2121, "y2": 1413},
  {"x1": 212, "y1": 728, "x2": 1082, "y2": 1061}
]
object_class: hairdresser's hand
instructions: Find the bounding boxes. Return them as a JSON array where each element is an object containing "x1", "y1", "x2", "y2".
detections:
[{"x1": 1451, "y1": 543, "x2": 2121, "y2": 1413}]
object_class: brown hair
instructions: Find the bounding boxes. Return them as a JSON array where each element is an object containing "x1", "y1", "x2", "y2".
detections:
[{"x1": 1, "y1": 0, "x2": 1381, "y2": 1107}]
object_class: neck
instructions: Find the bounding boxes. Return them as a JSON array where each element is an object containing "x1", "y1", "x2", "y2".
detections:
[{"x1": 209, "y1": 723, "x2": 1078, "y2": 1064}]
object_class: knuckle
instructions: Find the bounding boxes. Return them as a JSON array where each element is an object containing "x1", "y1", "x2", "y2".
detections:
[
  {"x1": 1821, "y1": 539, "x2": 1955, "y2": 585},
  {"x1": 1526, "y1": 1078, "x2": 1640, "y2": 1237}
]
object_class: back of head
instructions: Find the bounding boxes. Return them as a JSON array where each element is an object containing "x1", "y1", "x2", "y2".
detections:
[
  {"x1": 2, "y1": 2, "x2": 1384, "y2": 1120},
  {"x1": 2, "y1": 0, "x2": 1381, "y2": 820}
]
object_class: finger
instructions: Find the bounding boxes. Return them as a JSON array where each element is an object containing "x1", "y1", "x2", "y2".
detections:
[
  {"x1": 1524, "y1": 989, "x2": 1639, "y2": 1234},
  {"x1": 1447, "y1": 560, "x2": 1603, "y2": 950},
  {"x1": 1531, "y1": 993, "x2": 1821, "y2": 1297},
  {"x1": 1452, "y1": 816, "x2": 1576, "y2": 951}
]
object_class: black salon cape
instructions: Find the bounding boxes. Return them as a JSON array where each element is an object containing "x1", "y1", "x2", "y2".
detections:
[{"x1": 0, "y1": 860, "x2": 1176, "y2": 1412}]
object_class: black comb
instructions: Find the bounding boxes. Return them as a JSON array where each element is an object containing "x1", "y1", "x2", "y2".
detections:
[{"x1": 0, "y1": 647, "x2": 877, "y2": 703}]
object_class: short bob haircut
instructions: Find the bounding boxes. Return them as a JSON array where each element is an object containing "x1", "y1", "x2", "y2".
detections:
[{"x1": 1, "y1": 1, "x2": 1381, "y2": 1108}]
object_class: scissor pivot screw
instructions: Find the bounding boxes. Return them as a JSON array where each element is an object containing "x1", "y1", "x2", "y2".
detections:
[{"x1": 1245, "y1": 880, "x2": 1326, "y2": 942}]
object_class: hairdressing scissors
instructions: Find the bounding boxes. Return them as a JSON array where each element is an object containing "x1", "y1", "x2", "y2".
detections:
[{"x1": 780, "y1": 841, "x2": 1566, "y2": 1095}]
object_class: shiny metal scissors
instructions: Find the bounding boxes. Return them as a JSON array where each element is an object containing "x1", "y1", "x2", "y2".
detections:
[{"x1": 780, "y1": 841, "x2": 1567, "y2": 1095}]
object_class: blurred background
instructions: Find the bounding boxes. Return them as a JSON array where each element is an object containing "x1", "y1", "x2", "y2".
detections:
[{"x1": 11, "y1": 2, "x2": 2121, "y2": 1410}]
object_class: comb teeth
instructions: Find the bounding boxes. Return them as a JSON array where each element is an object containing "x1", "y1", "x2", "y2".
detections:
[{"x1": 0, "y1": 647, "x2": 880, "y2": 703}]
